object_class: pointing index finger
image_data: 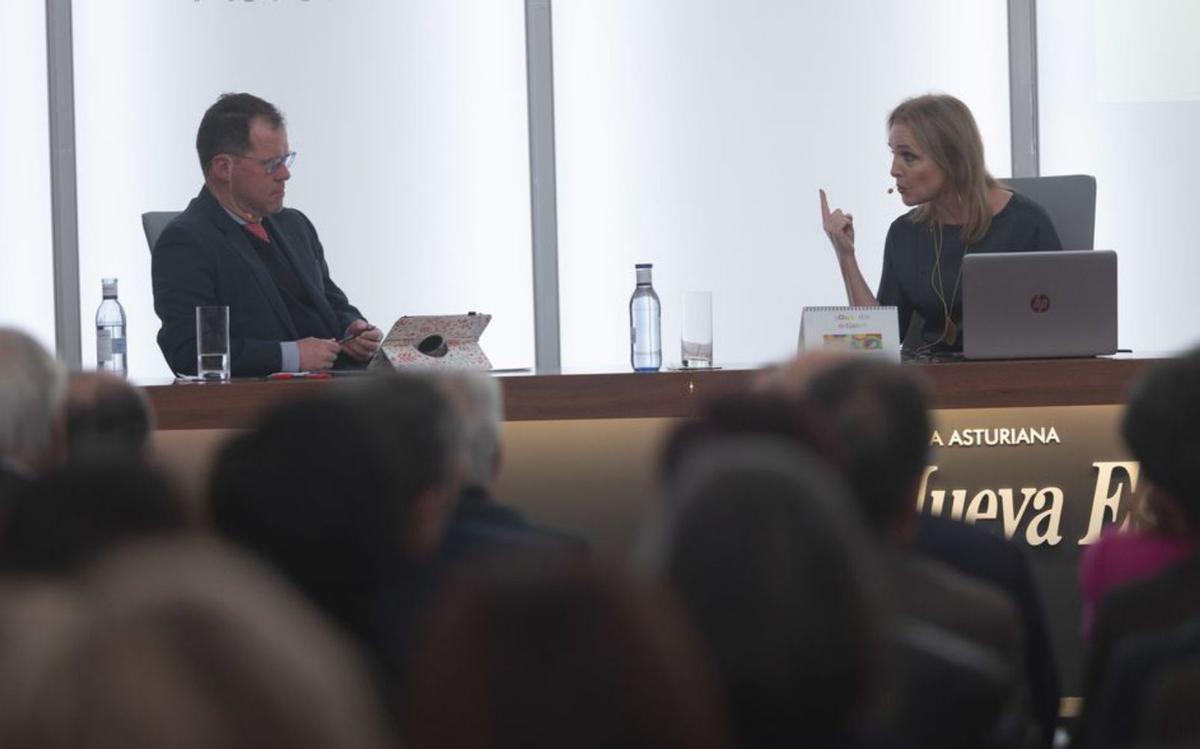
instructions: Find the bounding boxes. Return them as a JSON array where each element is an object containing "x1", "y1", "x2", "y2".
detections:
[{"x1": 819, "y1": 189, "x2": 831, "y2": 220}]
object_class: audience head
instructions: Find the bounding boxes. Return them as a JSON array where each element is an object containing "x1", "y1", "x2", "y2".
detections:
[
  {"x1": 1121, "y1": 346, "x2": 1200, "y2": 532},
  {"x1": 888, "y1": 93, "x2": 997, "y2": 242},
  {"x1": 209, "y1": 372, "x2": 460, "y2": 621},
  {"x1": 652, "y1": 438, "x2": 885, "y2": 746},
  {"x1": 658, "y1": 389, "x2": 841, "y2": 492},
  {"x1": 4, "y1": 539, "x2": 392, "y2": 749},
  {"x1": 0, "y1": 584, "x2": 83, "y2": 740},
  {"x1": 0, "y1": 328, "x2": 67, "y2": 476},
  {"x1": 784, "y1": 355, "x2": 932, "y2": 539},
  {"x1": 436, "y1": 370, "x2": 504, "y2": 490},
  {"x1": 407, "y1": 561, "x2": 728, "y2": 749},
  {"x1": 344, "y1": 371, "x2": 464, "y2": 553},
  {"x1": 63, "y1": 372, "x2": 154, "y2": 460},
  {"x1": 196, "y1": 92, "x2": 285, "y2": 176},
  {"x1": 0, "y1": 459, "x2": 189, "y2": 575}
]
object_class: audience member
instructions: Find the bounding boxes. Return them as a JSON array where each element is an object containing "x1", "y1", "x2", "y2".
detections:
[
  {"x1": 0, "y1": 459, "x2": 190, "y2": 575},
  {"x1": 769, "y1": 354, "x2": 1034, "y2": 748},
  {"x1": 1076, "y1": 346, "x2": 1200, "y2": 748},
  {"x1": 912, "y1": 513, "x2": 1061, "y2": 748},
  {"x1": 0, "y1": 583, "x2": 83, "y2": 740},
  {"x1": 649, "y1": 437, "x2": 886, "y2": 748},
  {"x1": 62, "y1": 371, "x2": 154, "y2": 460},
  {"x1": 769, "y1": 353, "x2": 1059, "y2": 747},
  {"x1": 407, "y1": 560, "x2": 729, "y2": 749},
  {"x1": 435, "y1": 370, "x2": 587, "y2": 566},
  {"x1": 208, "y1": 370, "x2": 462, "y2": 696},
  {"x1": 657, "y1": 388, "x2": 842, "y2": 492},
  {"x1": 0, "y1": 328, "x2": 67, "y2": 511},
  {"x1": 4, "y1": 538, "x2": 393, "y2": 749}
]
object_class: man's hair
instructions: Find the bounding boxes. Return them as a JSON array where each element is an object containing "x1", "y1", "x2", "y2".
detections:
[
  {"x1": 195, "y1": 93, "x2": 285, "y2": 175},
  {"x1": 0, "y1": 328, "x2": 67, "y2": 471},
  {"x1": 437, "y1": 371, "x2": 503, "y2": 489},
  {"x1": 64, "y1": 372, "x2": 154, "y2": 460},
  {"x1": 804, "y1": 358, "x2": 931, "y2": 534},
  {"x1": 1122, "y1": 346, "x2": 1200, "y2": 528},
  {"x1": 208, "y1": 372, "x2": 460, "y2": 624},
  {"x1": 0, "y1": 459, "x2": 189, "y2": 575},
  {"x1": 658, "y1": 391, "x2": 842, "y2": 490}
]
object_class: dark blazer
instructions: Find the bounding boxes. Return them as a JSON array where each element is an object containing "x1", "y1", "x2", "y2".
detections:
[
  {"x1": 1077, "y1": 552, "x2": 1200, "y2": 748},
  {"x1": 151, "y1": 187, "x2": 363, "y2": 376},
  {"x1": 915, "y1": 515, "x2": 1060, "y2": 749},
  {"x1": 888, "y1": 552, "x2": 1029, "y2": 749},
  {"x1": 437, "y1": 485, "x2": 589, "y2": 568},
  {"x1": 0, "y1": 463, "x2": 29, "y2": 519}
]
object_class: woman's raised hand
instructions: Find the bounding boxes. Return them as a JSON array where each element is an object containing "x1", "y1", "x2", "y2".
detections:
[{"x1": 819, "y1": 189, "x2": 855, "y2": 258}]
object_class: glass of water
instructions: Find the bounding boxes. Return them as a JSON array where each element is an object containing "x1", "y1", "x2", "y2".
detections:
[
  {"x1": 196, "y1": 305, "x2": 230, "y2": 381},
  {"x1": 681, "y1": 291, "x2": 713, "y2": 368}
]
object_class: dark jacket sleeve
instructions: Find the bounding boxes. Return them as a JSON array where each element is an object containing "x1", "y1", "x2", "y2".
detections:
[{"x1": 152, "y1": 221, "x2": 283, "y2": 376}]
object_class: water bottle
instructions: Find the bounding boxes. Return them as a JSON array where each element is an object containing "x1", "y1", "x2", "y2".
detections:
[
  {"x1": 629, "y1": 263, "x2": 662, "y2": 372},
  {"x1": 96, "y1": 277, "x2": 128, "y2": 377}
]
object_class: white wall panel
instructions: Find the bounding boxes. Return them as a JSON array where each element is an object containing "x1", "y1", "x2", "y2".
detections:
[
  {"x1": 72, "y1": 0, "x2": 532, "y2": 378},
  {"x1": 1040, "y1": 0, "x2": 1200, "y2": 354},
  {"x1": 0, "y1": 1, "x2": 55, "y2": 351},
  {"x1": 553, "y1": 0, "x2": 1011, "y2": 369}
]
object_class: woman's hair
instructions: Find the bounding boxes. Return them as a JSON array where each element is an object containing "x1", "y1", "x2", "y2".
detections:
[
  {"x1": 6, "y1": 539, "x2": 394, "y2": 749},
  {"x1": 1121, "y1": 346, "x2": 1200, "y2": 531},
  {"x1": 406, "y1": 562, "x2": 729, "y2": 749},
  {"x1": 655, "y1": 438, "x2": 886, "y2": 746},
  {"x1": 889, "y1": 93, "x2": 998, "y2": 244}
]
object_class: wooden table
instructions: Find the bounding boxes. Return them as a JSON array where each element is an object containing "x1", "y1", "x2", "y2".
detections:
[{"x1": 142, "y1": 356, "x2": 1157, "y2": 430}]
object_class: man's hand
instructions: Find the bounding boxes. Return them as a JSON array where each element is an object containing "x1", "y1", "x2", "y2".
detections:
[
  {"x1": 297, "y1": 337, "x2": 341, "y2": 371},
  {"x1": 340, "y1": 320, "x2": 382, "y2": 362}
]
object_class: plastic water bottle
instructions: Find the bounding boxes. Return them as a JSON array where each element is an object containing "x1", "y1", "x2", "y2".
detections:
[
  {"x1": 629, "y1": 263, "x2": 662, "y2": 372},
  {"x1": 96, "y1": 277, "x2": 128, "y2": 377}
]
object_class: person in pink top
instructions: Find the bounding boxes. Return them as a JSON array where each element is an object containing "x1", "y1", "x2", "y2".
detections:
[
  {"x1": 1079, "y1": 523, "x2": 1196, "y2": 640},
  {"x1": 1078, "y1": 352, "x2": 1200, "y2": 640}
]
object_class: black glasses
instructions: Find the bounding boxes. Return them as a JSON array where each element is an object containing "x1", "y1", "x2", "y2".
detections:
[{"x1": 232, "y1": 151, "x2": 296, "y2": 175}]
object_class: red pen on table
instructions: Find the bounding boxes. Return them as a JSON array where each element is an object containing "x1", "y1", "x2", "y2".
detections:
[{"x1": 267, "y1": 372, "x2": 332, "y2": 380}]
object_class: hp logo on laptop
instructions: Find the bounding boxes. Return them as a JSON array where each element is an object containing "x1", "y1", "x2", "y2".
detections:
[{"x1": 1030, "y1": 294, "x2": 1051, "y2": 313}]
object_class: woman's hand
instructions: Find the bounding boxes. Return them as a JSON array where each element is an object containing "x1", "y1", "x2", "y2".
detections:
[{"x1": 819, "y1": 189, "x2": 855, "y2": 259}]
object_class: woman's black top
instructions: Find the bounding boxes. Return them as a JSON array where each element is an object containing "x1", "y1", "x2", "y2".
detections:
[{"x1": 877, "y1": 191, "x2": 1062, "y2": 351}]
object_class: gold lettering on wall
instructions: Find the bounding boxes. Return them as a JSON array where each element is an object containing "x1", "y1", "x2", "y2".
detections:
[
  {"x1": 1079, "y1": 461, "x2": 1139, "y2": 545},
  {"x1": 930, "y1": 427, "x2": 1062, "y2": 448},
  {"x1": 916, "y1": 466, "x2": 1066, "y2": 545}
]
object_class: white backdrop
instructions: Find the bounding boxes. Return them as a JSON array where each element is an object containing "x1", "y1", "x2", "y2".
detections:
[
  {"x1": 552, "y1": 0, "x2": 1011, "y2": 369},
  {"x1": 0, "y1": 1, "x2": 55, "y2": 352},
  {"x1": 1039, "y1": 0, "x2": 1200, "y2": 355},
  {"x1": 18, "y1": 1, "x2": 1195, "y2": 372},
  {"x1": 71, "y1": 0, "x2": 534, "y2": 378}
]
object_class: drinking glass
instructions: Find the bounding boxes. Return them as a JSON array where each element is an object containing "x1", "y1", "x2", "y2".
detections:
[
  {"x1": 196, "y1": 305, "x2": 231, "y2": 381},
  {"x1": 681, "y1": 291, "x2": 713, "y2": 368}
]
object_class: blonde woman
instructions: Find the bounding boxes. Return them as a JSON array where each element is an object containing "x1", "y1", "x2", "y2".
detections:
[{"x1": 820, "y1": 94, "x2": 1062, "y2": 352}]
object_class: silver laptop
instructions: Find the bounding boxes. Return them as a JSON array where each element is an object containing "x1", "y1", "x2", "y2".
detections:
[{"x1": 962, "y1": 250, "x2": 1118, "y2": 360}]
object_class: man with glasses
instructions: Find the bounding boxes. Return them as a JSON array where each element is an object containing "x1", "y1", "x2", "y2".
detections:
[{"x1": 152, "y1": 92, "x2": 381, "y2": 376}]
